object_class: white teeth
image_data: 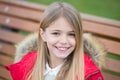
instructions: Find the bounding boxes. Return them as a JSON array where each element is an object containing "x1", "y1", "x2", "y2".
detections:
[{"x1": 57, "y1": 47, "x2": 67, "y2": 50}]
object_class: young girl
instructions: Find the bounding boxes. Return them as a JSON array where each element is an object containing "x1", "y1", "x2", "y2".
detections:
[{"x1": 6, "y1": 2, "x2": 106, "y2": 80}]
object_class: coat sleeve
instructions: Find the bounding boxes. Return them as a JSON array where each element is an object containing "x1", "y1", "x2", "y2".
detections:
[
  {"x1": 87, "y1": 71, "x2": 104, "y2": 80},
  {"x1": 5, "y1": 51, "x2": 37, "y2": 80}
]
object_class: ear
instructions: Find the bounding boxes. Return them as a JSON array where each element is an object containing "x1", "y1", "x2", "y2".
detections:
[{"x1": 40, "y1": 28, "x2": 46, "y2": 42}]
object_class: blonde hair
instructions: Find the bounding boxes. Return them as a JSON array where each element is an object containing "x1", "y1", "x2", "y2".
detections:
[{"x1": 27, "y1": 2, "x2": 84, "y2": 80}]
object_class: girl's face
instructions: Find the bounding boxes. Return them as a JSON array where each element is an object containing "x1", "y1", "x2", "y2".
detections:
[{"x1": 41, "y1": 17, "x2": 76, "y2": 60}]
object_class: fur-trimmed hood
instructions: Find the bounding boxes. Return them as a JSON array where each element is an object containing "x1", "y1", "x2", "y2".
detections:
[{"x1": 15, "y1": 33, "x2": 106, "y2": 68}]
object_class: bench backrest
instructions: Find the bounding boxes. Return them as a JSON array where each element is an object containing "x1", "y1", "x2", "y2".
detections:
[{"x1": 0, "y1": 0, "x2": 120, "y2": 80}]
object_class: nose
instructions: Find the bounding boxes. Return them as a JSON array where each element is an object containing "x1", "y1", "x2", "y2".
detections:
[{"x1": 59, "y1": 35, "x2": 68, "y2": 45}]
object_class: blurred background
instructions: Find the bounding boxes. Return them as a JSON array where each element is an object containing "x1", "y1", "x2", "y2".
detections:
[{"x1": 27, "y1": 0, "x2": 120, "y2": 20}]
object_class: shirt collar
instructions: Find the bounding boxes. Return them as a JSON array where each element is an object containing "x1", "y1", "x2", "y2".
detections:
[{"x1": 44, "y1": 62, "x2": 64, "y2": 76}]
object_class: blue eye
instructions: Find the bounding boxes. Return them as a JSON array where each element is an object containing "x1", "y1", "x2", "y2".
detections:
[
  {"x1": 68, "y1": 33, "x2": 75, "y2": 36},
  {"x1": 52, "y1": 32, "x2": 59, "y2": 35}
]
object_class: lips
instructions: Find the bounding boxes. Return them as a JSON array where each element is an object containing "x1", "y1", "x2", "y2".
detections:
[{"x1": 55, "y1": 46, "x2": 70, "y2": 52}]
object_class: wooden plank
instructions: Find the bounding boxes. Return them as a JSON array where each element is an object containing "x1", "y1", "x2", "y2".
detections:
[
  {"x1": 0, "y1": 78, "x2": 7, "y2": 80},
  {"x1": 0, "y1": 66, "x2": 11, "y2": 80},
  {"x1": 103, "y1": 72, "x2": 120, "y2": 80},
  {"x1": 0, "y1": 3, "x2": 42, "y2": 21},
  {"x1": 83, "y1": 21, "x2": 120, "y2": 40},
  {"x1": 0, "y1": 42, "x2": 15, "y2": 56},
  {"x1": 81, "y1": 13, "x2": 120, "y2": 28},
  {"x1": 0, "y1": 54, "x2": 14, "y2": 66},
  {"x1": 0, "y1": 29, "x2": 25, "y2": 44},
  {"x1": 0, "y1": 14, "x2": 39, "y2": 32},
  {"x1": 0, "y1": 0, "x2": 46, "y2": 11},
  {"x1": 99, "y1": 37, "x2": 120, "y2": 56},
  {"x1": 104, "y1": 58, "x2": 120, "y2": 73}
]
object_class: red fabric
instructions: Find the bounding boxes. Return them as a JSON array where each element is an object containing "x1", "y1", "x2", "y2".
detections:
[
  {"x1": 84, "y1": 53, "x2": 104, "y2": 80},
  {"x1": 87, "y1": 71, "x2": 104, "y2": 80},
  {"x1": 6, "y1": 51, "x2": 37, "y2": 80},
  {"x1": 6, "y1": 51, "x2": 104, "y2": 80}
]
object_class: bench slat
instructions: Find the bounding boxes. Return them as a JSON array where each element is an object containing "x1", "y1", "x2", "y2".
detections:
[
  {"x1": 103, "y1": 72, "x2": 120, "y2": 80},
  {"x1": 104, "y1": 58, "x2": 120, "y2": 73},
  {"x1": 0, "y1": 54, "x2": 14, "y2": 67},
  {"x1": 0, "y1": 0, "x2": 46, "y2": 11},
  {"x1": 0, "y1": 67, "x2": 11, "y2": 80},
  {"x1": 99, "y1": 37, "x2": 120, "y2": 56},
  {"x1": 83, "y1": 21, "x2": 120, "y2": 40},
  {"x1": 0, "y1": 42, "x2": 15, "y2": 56},
  {"x1": 0, "y1": 14, "x2": 39, "y2": 32},
  {"x1": 0, "y1": 78, "x2": 6, "y2": 80},
  {"x1": 0, "y1": 29, "x2": 25, "y2": 44},
  {"x1": 0, "y1": 3, "x2": 42, "y2": 22},
  {"x1": 81, "y1": 13, "x2": 120, "y2": 28}
]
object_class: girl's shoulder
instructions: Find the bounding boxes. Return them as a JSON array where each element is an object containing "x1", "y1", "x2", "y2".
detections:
[
  {"x1": 84, "y1": 53, "x2": 104, "y2": 80},
  {"x1": 6, "y1": 51, "x2": 37, "y2": 80}
]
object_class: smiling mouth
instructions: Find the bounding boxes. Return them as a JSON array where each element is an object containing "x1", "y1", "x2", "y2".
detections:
[{"x1": 55, "y1": 46, "x2": 70, "y2": 52}]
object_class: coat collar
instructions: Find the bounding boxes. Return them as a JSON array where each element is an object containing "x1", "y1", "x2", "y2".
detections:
[{"x1": 15, "y1": 33, "x2": 106, "y2": 68}]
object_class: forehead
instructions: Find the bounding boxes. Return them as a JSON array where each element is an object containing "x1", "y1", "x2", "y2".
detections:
[{"x1": 46, "y1": 17, "x2": 73, "y2": 32}]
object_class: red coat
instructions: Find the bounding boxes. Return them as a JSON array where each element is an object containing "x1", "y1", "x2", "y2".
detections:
[{"x1": 6, "y1": 51, "x2": 104, "y2": 80}]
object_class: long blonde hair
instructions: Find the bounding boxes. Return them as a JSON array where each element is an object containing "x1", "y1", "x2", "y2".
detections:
[{"x1": 27, "y1": 2, "x2": 84, "y2": 80}]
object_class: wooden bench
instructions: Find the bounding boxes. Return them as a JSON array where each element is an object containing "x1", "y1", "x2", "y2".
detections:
[{"x1": 0, "y1": 0, "x2": 120, "y2": 80}]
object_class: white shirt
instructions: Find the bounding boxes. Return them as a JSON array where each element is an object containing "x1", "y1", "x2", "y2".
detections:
[{"x1": 44, "y1": 62, "x2": 63, "y2": 76}]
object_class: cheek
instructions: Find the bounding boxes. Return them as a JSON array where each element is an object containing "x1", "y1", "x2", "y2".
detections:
[
  {"x1": 69, "y1": 38, "x2": 76, "y2": 47},
  {"x1": 45, "y1": 36, "x2": 58, "y2": 44}
]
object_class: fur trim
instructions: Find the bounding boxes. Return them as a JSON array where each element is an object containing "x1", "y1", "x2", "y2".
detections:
[
  {"x1": 14, "y1": 33, "x2": 107, "y2": 68},
  {"x1": 15, "y1": 33, "x2": 38, "y2": 62},
  {"x1": 83, "y1": 33, "x2": 106, "y2": 68}
]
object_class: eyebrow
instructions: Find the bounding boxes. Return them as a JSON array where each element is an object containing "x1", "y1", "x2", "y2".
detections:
[{"x1": 52, "y1": 30, "x2": 74, "y2": 32}]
